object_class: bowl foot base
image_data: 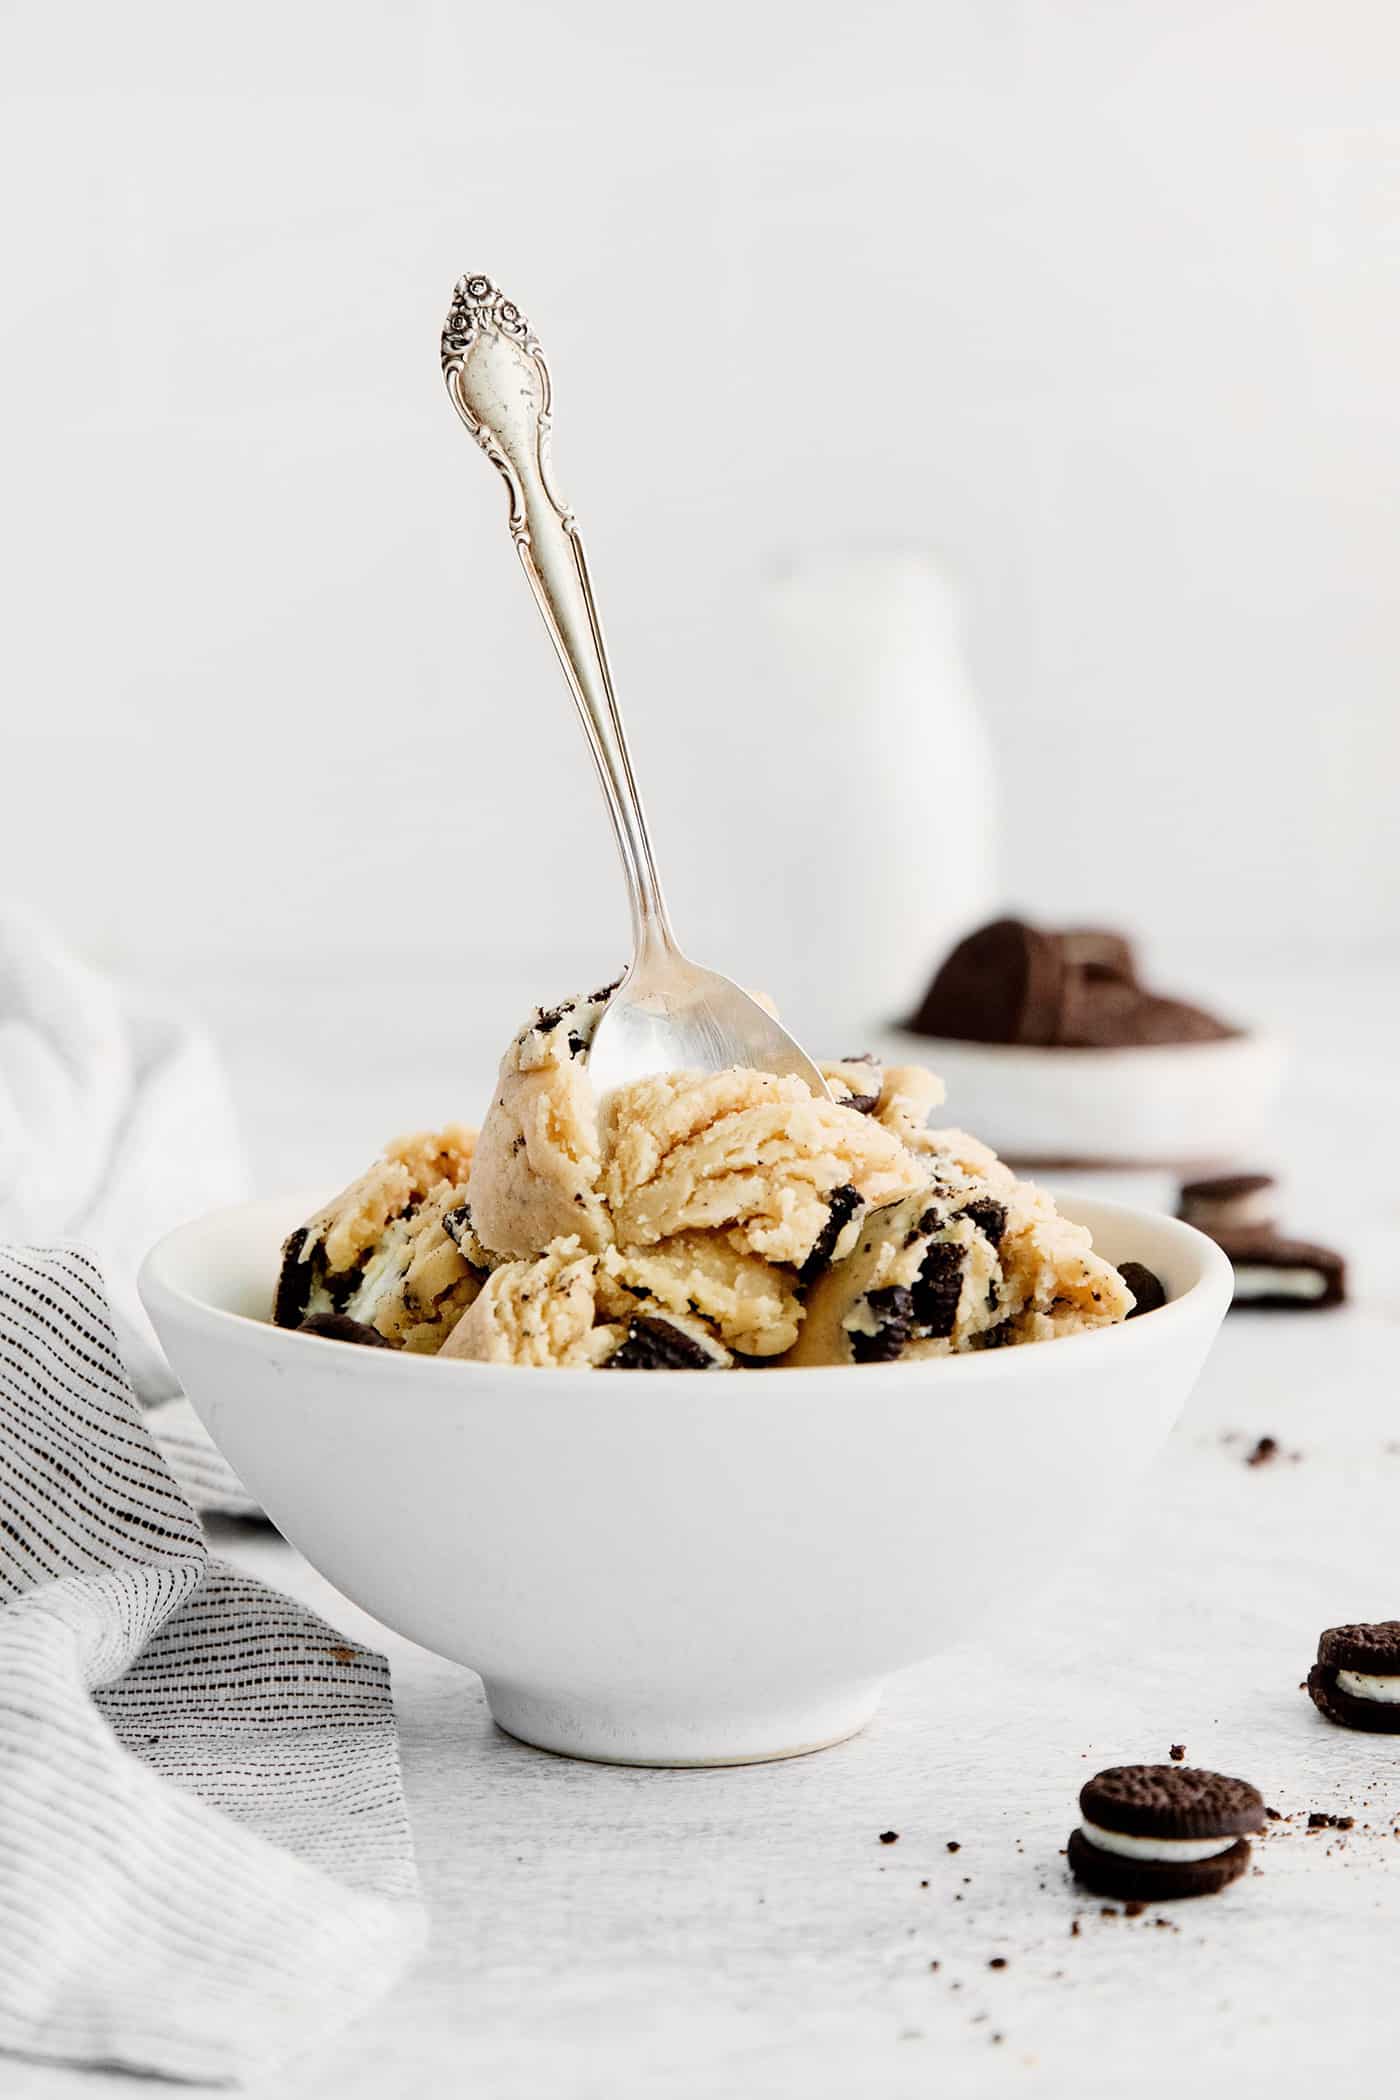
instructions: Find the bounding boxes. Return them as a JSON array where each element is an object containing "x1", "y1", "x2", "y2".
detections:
[{"x1": 483, "y1": 1678, "x2": 884, "y2": 1768}]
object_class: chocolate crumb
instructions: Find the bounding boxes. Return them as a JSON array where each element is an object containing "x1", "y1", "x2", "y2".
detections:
[
  {"x1": 946, "y1": 1840, "x2": 961, "y2": 1853},
  {"x1": 988, "y1": 1956, "x2": 1007, "y2": 1969},
  {"x1": 1124, "y1": 1900, "x2": 1145, "y2": 1918},
  {"x1": 929, "y1": 1959, "x2": 940, "y2": 1971},
  {"x1": 1246, "y1": 1435, "x2": 1279, "y2": 1466},
  {"x1": 1070, "y1": 1919, "x2": 1081, "y2": 1937},
  {"x1": 1169, "y1": 1744, "x2": 1186, "y2": 1762},
  {"x1": 879, "y1": 1830, "x2": 900, "y2": 1845},
  {"x1": 1266, "y1": 1806, "x2": 1282, "y2": 1821}
]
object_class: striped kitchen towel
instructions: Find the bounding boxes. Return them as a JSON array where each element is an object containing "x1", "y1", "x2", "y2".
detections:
[{"x1": 0, "y1": 1242, "x2": 427, "y2": 2085}]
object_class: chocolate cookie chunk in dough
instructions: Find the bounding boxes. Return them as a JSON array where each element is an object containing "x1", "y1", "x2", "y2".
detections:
[
  {"x1": 1307, "y1": 1623, "x2": 1400, "y2": 1733},
  {"x1": 296, "y1": 1311, "x2": 394, "y2": 1348},
  {"x1": 905, "y1": 918, "x2": 1065, "y2": 1047},
  {"x1": 1217, "y1": 1230, "x2": 1346, "y2": 1311},
  {"x1": 1068, "y1": 1765, "x2": 1264, "y2": 1901},
  {"x1": 1177, "y1": 1172, "x2": 1278, "y2": 1235},
  {"x1": 1117, "y1": 1261, "x2": 1167, "y2": 1319}
]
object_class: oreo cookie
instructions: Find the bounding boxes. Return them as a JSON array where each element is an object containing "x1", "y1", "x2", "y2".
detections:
[
  {"x1": 905, "y1": 918, "x2": 1065, "y2": 1047},
  {"x1": 1067, "y1": 1765, "x2": 1264, "y2": 1901},
  {"x1": 1216, "y1": 1231, "x2": 1346, "y2": 1312},
  {"x1": 1058, "y1": 928, "x2": 1137, "y2": 983},
  {"x1": 603, "y1": 1316, "x2": 726, "y2": 1371},
  {"x1": 1055, "y1": 979, "x2": 1235, "y2": 1048},
  {"x1": 1307, "y1": 1622, "x2": 1400, "y2": 1733},
  {"x1": 907, "y1": 916, "x2": 1237, "y2": 1049},
  {"x1": 1177, "y1": 1172, "x2": 1278, "y2": 1235}
]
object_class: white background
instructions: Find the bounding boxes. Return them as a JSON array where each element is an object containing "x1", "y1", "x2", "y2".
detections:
[{"x1": 3, "y1": 0, "x2": 1397, "y2": 1067}]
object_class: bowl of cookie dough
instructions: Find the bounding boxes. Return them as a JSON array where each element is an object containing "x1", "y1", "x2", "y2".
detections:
[
  {"x1": 143, "y1": 987, "x2": 1233, "y2": 1767},
  {"x1": 142, "y1": 1188, "x2": 1229, "y2": 1767}
]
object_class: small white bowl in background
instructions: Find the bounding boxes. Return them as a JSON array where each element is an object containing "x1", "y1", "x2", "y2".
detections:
[{"x1": 873, "y1": 1027, "x2": 1288, "y2": 1167}]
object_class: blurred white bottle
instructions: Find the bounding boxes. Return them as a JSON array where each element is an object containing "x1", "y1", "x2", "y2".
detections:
[{"x1": 767, "y1": 549, "x2": 999, "y2": 1035}]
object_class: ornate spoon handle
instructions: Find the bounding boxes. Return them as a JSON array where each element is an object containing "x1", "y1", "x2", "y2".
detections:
[{"x1": 441, "y1": 275, "x2": 672, "y2": 955}]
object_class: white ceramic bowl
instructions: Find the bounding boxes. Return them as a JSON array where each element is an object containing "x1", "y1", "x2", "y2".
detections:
[
  {"x1": 140, "y1": 1194, "x2": 1231, "y2": 1768},
  {"x1": 874, "y1": 1026, "x2": 1287, "y2": 1166}
]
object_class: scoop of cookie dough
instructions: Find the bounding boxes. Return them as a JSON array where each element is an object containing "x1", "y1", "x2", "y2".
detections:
[
  {"x1": 274, "y1": 989, "x2": 1133, "y2": 1368},
  {"x1": 273, "y1": 1123, "x2": 485, "y2": 1351},
  {"x1": 789, "y1": 1130, "x2": 1131, "y2": 1365}
]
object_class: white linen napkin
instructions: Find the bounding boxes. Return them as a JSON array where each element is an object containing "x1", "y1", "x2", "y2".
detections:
[
  {"x1": 0, "y1": 910, "x2": 256, "y2": 1511},
  {"x1": 0, "y1": 1241, "x2": 426, "y2": 2084}
]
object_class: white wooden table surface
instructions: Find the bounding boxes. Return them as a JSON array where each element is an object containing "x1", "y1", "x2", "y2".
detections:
[{"x1": 11, "y1": 955, "x2": 1400, "y2": 2098}]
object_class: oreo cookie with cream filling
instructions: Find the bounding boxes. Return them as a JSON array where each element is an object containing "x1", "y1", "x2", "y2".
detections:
[
  {"x1": 1068, "y1": 1765, "x2": 1264, "y2": 1901},
  {"x1": 1216, "y1": 1230, "x2": 1346, "y2": 1311},
  {"x1": 1177, "y1": 1172, "x2": 1278, "y2": 1236},
  {"x1": 1308, "y1": 1622, "x2": 1400, "y2": 1733}
]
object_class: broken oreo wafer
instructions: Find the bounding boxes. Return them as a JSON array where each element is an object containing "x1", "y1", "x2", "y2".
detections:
[
  {"x1": 1177, "y1": 1172, "x2": 1278, "y2": 1235},
  {"x1": 1068, "y1": 1765, "x2": 1264, "y2": 1901},
  {"x1": 297, "y1": 1312, "x2": 394, "y2": 1348},
  {"x1": 1307, "y1": 1623, "x2": 1400, "y2": 1733},
  {"x1": 1217, "y1": 1230, "x2": 1346, "y2": 1311},
  {"x1": 603, "y1": 1315, "x2": 728, "y2": 1371}
]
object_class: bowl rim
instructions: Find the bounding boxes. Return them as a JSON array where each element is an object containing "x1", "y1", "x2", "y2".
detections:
[
  {"x1": 139, "y1": 1190, "x2": 1235, "y2": 1387},
  {"x1": 876, "y1": 1025, "x2": 1284, "y2": 1067}
]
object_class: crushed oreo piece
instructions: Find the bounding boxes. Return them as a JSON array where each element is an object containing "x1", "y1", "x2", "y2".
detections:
[
  {"x1": 604, "y1": 1316, "x2": 721, "y2": 1371},
  {"x1": 297, "y1": 1312, "x2": 393, "y2": 1348},
  {"x1": 976, "y1": 1317, "x2": 1016, "y2": 1349},
  {"x1": 912, "y1": 1241, "x2": 964, "y2": 1338},
  {"x1": 850, "y1": 1285, "x2": 915, "y2": 1363},
  {"x1": 961, "y1": 1199, "x2": 1007, "y2": 1249},
  {"x1": 567, "y1": 1031, "x2": 587, "y2": 1057},
  {"x1": 588, "y1": 975, "x2": 624, "y2": 1006},
  {"x1": 836, "y1": 1055, "x2": 882, "y2": 1115},
  {"x1": 327, "y1": 1261, "x2": 365, "y2": 1312},
  {"x1": 441, "y1": 1201, "x2": 473, "y2": 1249},
  {"x1": 1119, "y1": 1261, "x2": 1167, "y2": 1319},
  {"x1": 272, "y1": 1227, "x2": 313, "y2": 1329},
  {"x1": 800, "y1": 1184, "x2": 863, "y2": 1285}
]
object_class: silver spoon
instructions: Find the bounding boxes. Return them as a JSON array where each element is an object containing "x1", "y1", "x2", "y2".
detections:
[{"x1": 441, "y1": 273, "x2": 830, "y2": 1104}]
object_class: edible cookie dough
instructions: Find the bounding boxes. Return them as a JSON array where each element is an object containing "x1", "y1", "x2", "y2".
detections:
[
  {"x1": 273, "y1": 1125, "x2": 485, "y2": 1351},
  {"x1": 273, "y1": 988, "x2": 1134, "y2": 1367}
]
